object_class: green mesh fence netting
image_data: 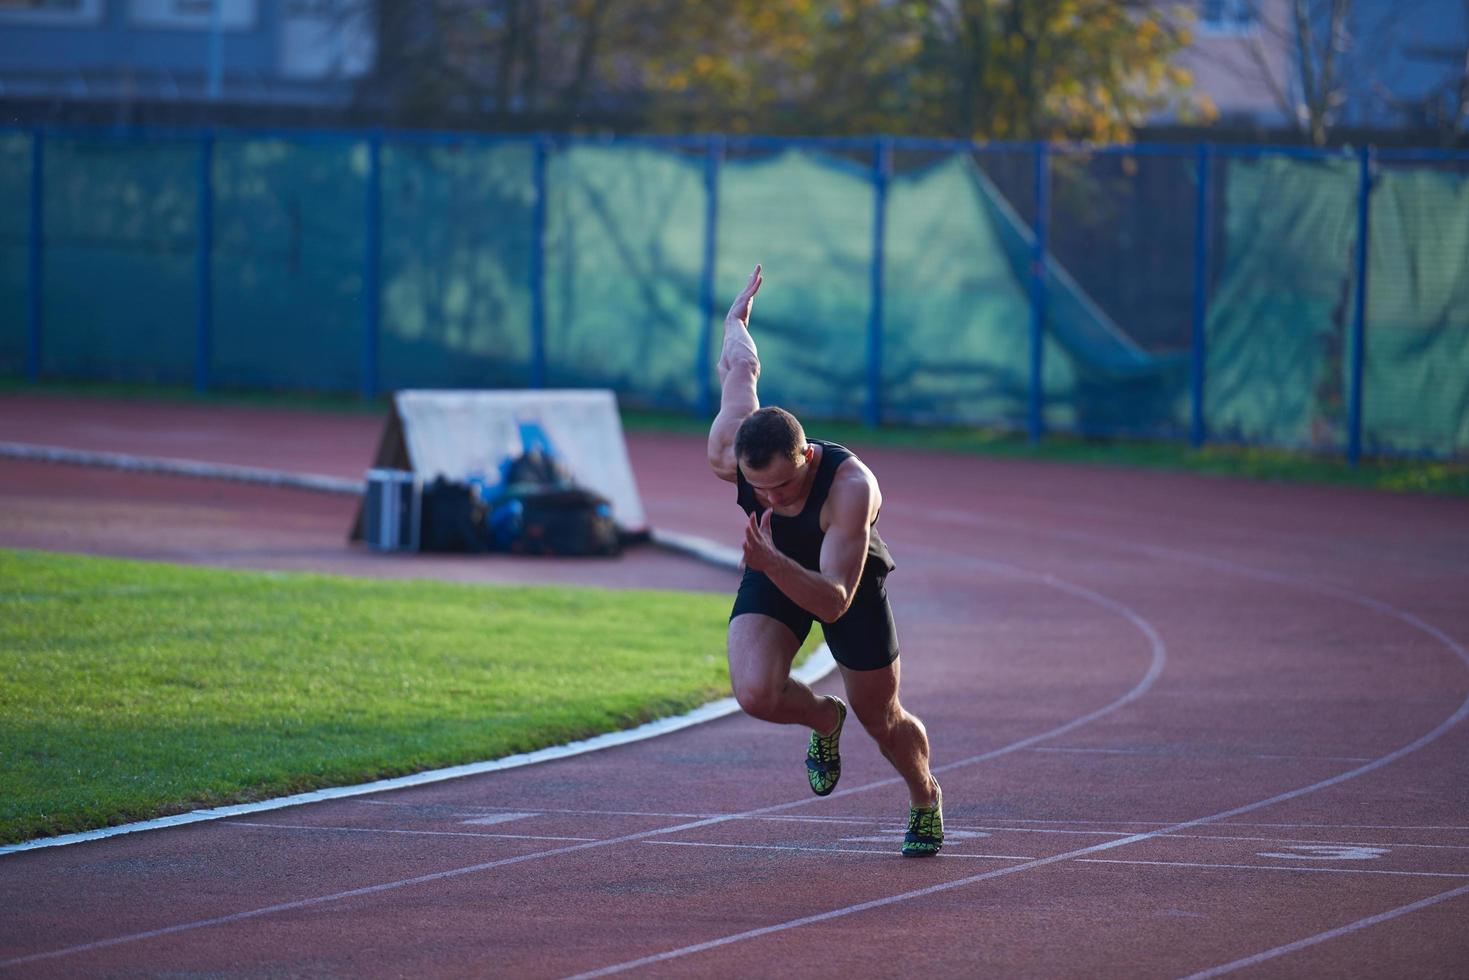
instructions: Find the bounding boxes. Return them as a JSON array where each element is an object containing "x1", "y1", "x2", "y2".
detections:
[
  {"x1": 717, "y1": 146, "x2": 876, "y2": 420},
  {"x1": 42, "y1": 136, "x2": 198, "y2": 383},
  {"x1": 1364, "y1": 161, "x2": 1469, "y2": 455},
  {"x1": 883, "y1": 150, "x2": 1032, "y2": 427},
  {"x1": 380, "y1": 140, "x2": 537, "y2": 392},
  {"x1": 0, "y1": 132, "x2": 28, "y2": 376},
  {"x1": 212, "y1": 136, "x2": 364, "y2": 392},
  {"x1": 544, "y1": 142, "x2": 706, "y2": 407},
  {"x1": 1206, "y1": 155, "x2": 1360, "y2": 450},
  {"x1": 4, "y1": 133, "x2": 1465, "y2": 457}
]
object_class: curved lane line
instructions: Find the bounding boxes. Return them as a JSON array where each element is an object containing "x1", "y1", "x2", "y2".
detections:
[
  {"x1": 0, "y1": 553, "x2": 1167, "y2": 969},
  {"x1": 804, "y1": 554, "x2": 1168, "y2": 803},
  {"x1": 565, "y1": 519, "x2": 1469, "y2": 978},
  {"x1": 1177, "y1": 883, "x2": 1469, "y2": 979}
]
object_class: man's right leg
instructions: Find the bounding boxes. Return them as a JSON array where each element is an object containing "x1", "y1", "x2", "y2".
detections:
[{"x1": 728, "y1": 613, "x2": 841, "y2": 733}]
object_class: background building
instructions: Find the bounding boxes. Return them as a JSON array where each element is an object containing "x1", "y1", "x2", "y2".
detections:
[
  {"x1": 0, "y1": 0, "x2": 375, "y2": 121},
  {"x1": 1168, "y1": 0, "x2": 1469, "y2": 140}
]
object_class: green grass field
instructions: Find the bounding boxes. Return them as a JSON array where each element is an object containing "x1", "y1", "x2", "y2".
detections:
[
  {"x1": 0, "y1": 549, "x2": 775, "y2": 845},
  {"x1": 4, "y1": 377, "x2": 1463, "y2": 496}
]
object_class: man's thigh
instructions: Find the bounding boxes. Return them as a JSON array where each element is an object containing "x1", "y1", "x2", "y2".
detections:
[
  {"x1": 838, "y1": 657, "x2": 903, "y2": 722},
  {"x1": 728, "y1": 613, "x2": 804, "y2": 693}
]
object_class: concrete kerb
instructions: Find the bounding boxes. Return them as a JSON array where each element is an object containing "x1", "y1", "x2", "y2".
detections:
[{"x1": 0, "y1": 441, "x2": 837, "y2": 856}]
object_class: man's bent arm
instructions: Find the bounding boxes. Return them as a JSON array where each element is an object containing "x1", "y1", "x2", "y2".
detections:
[
  {"x1": 757, "y1": 470, "x2": 876, "y2": 623},
  {"x1": 708, "y1": 265, "x2": 763, "y2": 482}
]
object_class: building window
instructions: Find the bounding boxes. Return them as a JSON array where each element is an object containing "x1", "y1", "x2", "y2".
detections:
[
  {"x1": 128, "y1": 0, "x2": 258, "y2": 31},
  {"x1": 1200, "y1": 0, "x2": 1258, "y2": 36},
  {"x1": 0, "y1": 0, "x2": 103, "y2": 26}
]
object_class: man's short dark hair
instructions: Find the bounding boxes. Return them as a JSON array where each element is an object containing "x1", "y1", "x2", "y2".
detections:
[{"x1": 735, "y1": 407, "x2": 806, "y2": 470}]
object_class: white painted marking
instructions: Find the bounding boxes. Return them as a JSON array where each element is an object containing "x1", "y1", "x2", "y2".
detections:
[
  {"x1": 1153, "y1": 833, "x2": 1467, "y2": 852},
  {"x1": 1178, "y1": 883, "x2": 1469, "y2": 979},
  {"x1": 644, "y1": 840, "x2": 1034, "y2": 861},
  {"x1": 459, "y1": 812, "x2": 539, "y2": 827},
  {"x1": 1256, "y1": 845, "x2": 1390, "y2": 861},
  {"x1": 841, "y1": 829, "x2": 991, "y2": 844},
  {"x1": 360, "y1": 801, "x2": 721, "y2": 821},
  {"x1": 1074, "y1": 858, "x2": 1467, "y2": 879},
  {"x1": 1032, "y1": 746, "x2": 1374, "y2": 763},
  {"x1": 915, "y1": 816, "x2": 1469, "y2": 831},
  {"x1": 226, "y1": 822, "x2": 596, "y2": 843}
]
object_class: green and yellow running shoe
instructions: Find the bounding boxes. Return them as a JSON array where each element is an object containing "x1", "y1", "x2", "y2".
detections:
[
  {"x1": 902, "y1": 782, "x2": 944, "y2": 857},
  {"x1": 805, "y1": 696, "x2": 847, "y2": 796}
]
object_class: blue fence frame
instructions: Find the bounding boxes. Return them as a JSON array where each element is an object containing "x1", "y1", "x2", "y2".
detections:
[{"x1": 7, "y1": 124, "x2": 1469, "y2": 461}]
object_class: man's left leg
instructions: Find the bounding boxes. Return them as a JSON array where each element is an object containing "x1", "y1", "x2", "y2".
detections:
[
  {"x1": 841, "y1": 660, "x2": 938, "y2": 808},
  {"x1": 842, "y1": 659, "x2": 943, "y2": 856}
]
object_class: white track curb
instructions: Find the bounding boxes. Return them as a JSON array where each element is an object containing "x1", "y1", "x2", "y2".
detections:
[
  {"x1": 1, "y1": 442, "x2": 836, "y2": 856},
  {"x1": 0, "y1": 441, "x2": 363, "y2": 495}
]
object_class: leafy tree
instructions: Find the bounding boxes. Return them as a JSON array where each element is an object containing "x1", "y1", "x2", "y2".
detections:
[
  {"x1": 358, "y1": 0, "x2": 1206, "y2": 141},
  {"x1": 908, "y1": 0, "x2": 1205, "y2": 141}
]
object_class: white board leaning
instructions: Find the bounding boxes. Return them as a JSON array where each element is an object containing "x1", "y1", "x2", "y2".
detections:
[{"x1": 379, "y1": 389, "x2": 649, "y2": 535}]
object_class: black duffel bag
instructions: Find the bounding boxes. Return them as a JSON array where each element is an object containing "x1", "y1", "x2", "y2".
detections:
[
  {"x1": 490, "y1": 485, "x2": 621, "y2": 557},
  {"x1": 419, "y1": 477, "x2": 491, "y2": 553}
]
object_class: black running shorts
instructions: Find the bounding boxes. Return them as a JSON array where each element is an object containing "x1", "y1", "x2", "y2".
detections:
[{"x1": 729, "y1": 568, "x2": 900, "y2": 671}]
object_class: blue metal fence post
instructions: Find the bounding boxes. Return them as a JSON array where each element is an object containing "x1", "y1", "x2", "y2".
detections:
[
  {"x1": 361, "y1": 132, "x2": 382, "y2": 401},
  {"x1": 194, "y1": 130, "x2": 214, "y2": 393},
  {"x1": 1189, "y1": 143, "x2": 1213, "y2": 448},
  {"x1": 696, "y1": 136, "x2": 723, "y2": 416},
  {"x1": 1347, "y1": 145, "x2": 1373, "y2": 466},
  {"x1": 866, "y1": 138, "x2": 891, "y2": 428},
  {"x1": 1028, "y1": 142, "x2": 1051, "y2": 443},
  {"x1": 530, "y1": 135, "x2": 548, "y2": 389},
  {"x1": 26, "y1": 127, "x2": 43, "y2": 382}
]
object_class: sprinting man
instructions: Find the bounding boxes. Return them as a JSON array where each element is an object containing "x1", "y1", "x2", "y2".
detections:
[{"x1": 705, "y1": 264, "x2": 943, "y2": 857}]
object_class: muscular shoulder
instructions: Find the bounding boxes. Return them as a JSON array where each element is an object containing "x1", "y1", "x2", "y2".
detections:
[{"x1": 824, "y1": 456, "x2": 882, "y2": 530}]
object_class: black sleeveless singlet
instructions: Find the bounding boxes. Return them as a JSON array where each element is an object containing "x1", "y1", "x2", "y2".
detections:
[{"x1": 735, "y1": 439, "x2": 895, "y2": 577}]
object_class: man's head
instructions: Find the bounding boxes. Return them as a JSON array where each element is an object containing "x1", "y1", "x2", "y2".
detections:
[{"x1": 736, "y1": 407, "x2": 814, "y2": 508}]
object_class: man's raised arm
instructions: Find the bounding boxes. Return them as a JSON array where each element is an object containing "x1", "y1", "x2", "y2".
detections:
[{"x1": 707, "y1": 264, "x2": 764, "y2": 483}]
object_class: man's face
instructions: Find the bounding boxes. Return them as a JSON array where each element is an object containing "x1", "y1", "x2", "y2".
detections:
[{"x1": 741, "y1": 444, "x2": 814, "y2": 509}]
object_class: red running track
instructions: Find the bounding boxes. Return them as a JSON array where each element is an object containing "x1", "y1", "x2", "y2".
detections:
[{"x1": 2, "y1": 391, "x2": 1468, "y2": 978}]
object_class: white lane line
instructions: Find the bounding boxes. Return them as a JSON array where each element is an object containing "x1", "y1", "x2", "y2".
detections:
[
  {"x1": 0, "y1": 555, "x2": 1167, "y2": 967},
  {"x1": 225, "y1": 822, "x2": 597, "y2": 843},
  {"x1": 356, "y1": 803, "x2": 1469, "y2": 836},
  {"x1": 1212, "y1": 823, "x2": 1469, "y2": 832},
  {"x1": 963, "y1": 818, "x2": 1469, "y2": 832},
  {"x1": 1074, "y1": 859, "x2": 1469, "y2": 879},
  {"x1": 803, "y1": 553, "x2": 1168, "y2": 805},
  {"x1": 565, "y1": 549, "x2": 1469, "y2": 978},
  {"x1": 1032, "y1": 747, "x2": 1375, "y2": 763},
  {"x1": 643, "y1": 840, "x2": 1037, "y2": 860},
  {"x1": 358, "y1": 801, "x2": 721, "y2": 821},
  {"x1": 1151, "y1": 833, "x2": 1469, "y2": 852},
  {"x1": 1178, "y1": 883, "x2": 1469, "y2": 979}
]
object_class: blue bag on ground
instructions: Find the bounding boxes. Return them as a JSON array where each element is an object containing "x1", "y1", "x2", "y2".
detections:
[{"x1": 489, "y1": 449, "x2": 621, "y2": 557}]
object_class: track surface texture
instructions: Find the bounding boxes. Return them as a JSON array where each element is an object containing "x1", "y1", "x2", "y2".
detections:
[{"x1": 2, "y1": 391, "x2": 1468, "y2": 978}]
